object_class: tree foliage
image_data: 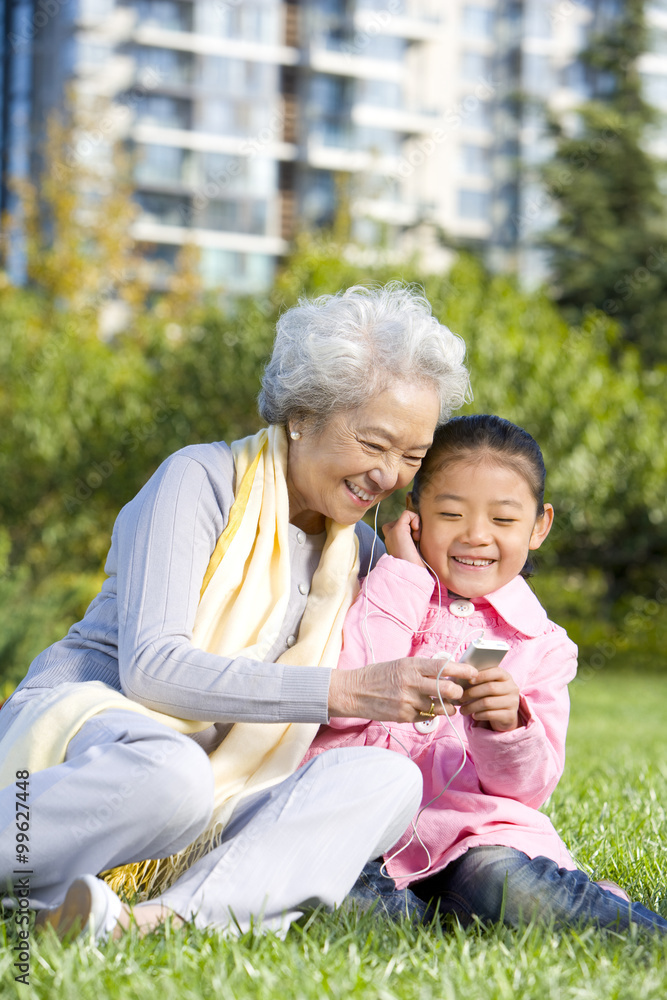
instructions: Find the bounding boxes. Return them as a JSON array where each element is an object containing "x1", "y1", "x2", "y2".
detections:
[{"x1": 541, "y1": 0, "x2": 667, "y2": 363}]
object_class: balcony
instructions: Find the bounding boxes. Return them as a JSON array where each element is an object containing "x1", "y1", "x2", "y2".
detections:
[
  {"x1": 307, "y1": 44, "x2": 404, "y2": 81},
  {"x1": 353, "y1": 9, "x2": 446, "y2": 42},
  {"x1": 131, "y1": 124, "x2": 297, "y2": 163},
  {"x1": 352, "y1": 197, "x2": 419, "y2": 225},
  {"x1": 351, "y1": 103, "x2": 440, "y2": 134},
  {"x1": 305, "y1": 137, "x2": 401, "y2": 175},
  {"x1": 134, "y1": 94, "x2": 192, "y2": 131},
  {"x1": 130, "y1": 220, "x2": 289, "y2": 257},
  {"x1": 132, "y1": 24, "x2": 300, "y2": 67}
]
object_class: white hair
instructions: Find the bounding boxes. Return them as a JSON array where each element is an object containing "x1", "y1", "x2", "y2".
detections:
[{"x1": 258, "y1": 282, "x2": 470, "y2": 427}]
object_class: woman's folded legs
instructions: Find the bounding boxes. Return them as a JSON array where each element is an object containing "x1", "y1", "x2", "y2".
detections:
[
  {"x1": 0, "y1": 708, "x2": 215, "y2": 910},
  {"x1": 149, "y1": 747, "x2": 423, "y2": 936},
  {"x1": 1, "y1": 709, "x2": 423, "y2": 938}
]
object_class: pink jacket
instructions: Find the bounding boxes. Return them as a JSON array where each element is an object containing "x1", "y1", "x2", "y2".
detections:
[{"x1": 303, "y1": 554, "x2": 579, "y2": 889}]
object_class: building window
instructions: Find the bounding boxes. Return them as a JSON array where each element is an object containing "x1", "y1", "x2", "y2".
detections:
[
  {"x1": 79, "y1": 0, "x2": 116, "y2": 21},
  {"x1": 198, "y1": 99, "x2": 271, "y2": 136},
  {"x1": 310, "y1": 75, "x2": 351, "y2": 114},
  {"x1": 132, "y1": 45, "x2": 194, "y2": 85},
  {"x1": 319, "y1": 119, "x2": 353, "y2": 148},
  {"x1": 199, "y1": 154, "x2": 277, "y2": 198},
  {"x1": 200, "y1": 249, "x2": 274, "y2": 291},
  {"x1": 200, "y1": 2, "x2": 280, "y2": 45},
  {"x1": 77, "y1": 42, "x2": 112, "y2": 69},
  {"x1": 191, "y1": 198, "x2": 268, "y2": 235},
  {"x1": 461, "y1": 144, "x2": 491, "y2": 176},
  {"x1": 462, "y1": 5, "x2": 494, "y2": 38},
  {"x1": 245, "y1": 253, "x2": 275, "y2": 288},
  {"x1": 135, "y1": 192, "x2": 190, "y2": 225},
  {"x1": 356, "y1": 126, "x2": 401, "y2": 157},
  {"x1": 461, "y1": 51, "x2": 492, "y2": 81},
  {"x1": 135, "y1": 144, "x2": 187, "y2": 185},
  {"x1": 201, "y1": 248, "x2": 244, "y2": 286},
  {"x1": 135, "y1": 95, "x2": 191, "y2": 130},
  {"x1": 356, "y1": 79, "x2": 402, "y2": 109},
  {"x1": 524, "y1": 5, "x2": 551, "y2": 38},
  {"x1": 461, "y1": 97, "x2": 493, "y2": 130},
  {"x1": 523, "y1": 53, "x2": 553, "y2": 96},
  {"x1": 361, "y1": 35, "x2": 406, "y2": 61},
  {"x1": 302, "y1": 170, "x2": 336, "y2": 227},
  {"x1": 314, "y1": 0, "x2": 349, "y2": 16},
  {"x1": 356, "y1": 0, "x2": 406, "y2": 12},
  {"x1": 199, "y1": 56, "x2": 277, "y2": 97},
  {"x1": 650, "y1": 28, "x2": 667, "y2": 55},
  {"x1": 458, "y1": 188, "x2": 490, "y2": 219},
  {"x1": 642, "y1": 71, "x2": 667, "y2": 105},
  {"x1": 124, "y1": 0, "x2": 193, "y2": 32}
]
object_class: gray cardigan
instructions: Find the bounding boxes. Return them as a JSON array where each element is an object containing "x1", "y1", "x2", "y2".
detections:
[{"x1": 12, "y1": 443, "x2": 382, "y2": 725}]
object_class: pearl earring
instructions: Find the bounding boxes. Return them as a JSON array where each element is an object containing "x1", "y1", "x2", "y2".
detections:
[{"x1": 290, "y1": 429, "x2": 301, "y2": 440}]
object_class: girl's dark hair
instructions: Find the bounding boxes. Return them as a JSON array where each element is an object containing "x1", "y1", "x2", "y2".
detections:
[{"x1": 411, "y1": 415, "x2": 547, "y2": 579}]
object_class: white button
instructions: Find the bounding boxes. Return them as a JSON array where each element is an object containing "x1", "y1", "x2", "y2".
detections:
[
  {"x1": 414, "y1": 718, "x2": 439, "y2": 734},
  {"x1": 286, "y1": 634, "x2": 296, "y2": 647},
  {"x1": 296, "y1": 531, "x2": 305, "y2": 544},
  {"x1": 449, "y1": 599, "x2": 474, "y2": 618},
  {"x1": 298, "y1": 582, "x2": 309, "y2": 595}
]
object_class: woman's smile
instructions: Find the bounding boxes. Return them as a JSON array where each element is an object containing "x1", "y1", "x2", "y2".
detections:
[
  {"x1": 286, "y1": 381, "x2": 440, "y2": 532},
  {"x1": 345, "y1": 480, "x2": 380, "y2": 505}
]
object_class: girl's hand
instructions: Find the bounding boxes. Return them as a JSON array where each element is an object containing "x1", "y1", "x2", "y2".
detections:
[
  {"x1": 457, "y1": 667, "x2": 521, "y2": 732},
  {"x1": 381, "y1": 510, "x2": 423, "y2": 566},
  {"x1": 328, "y1": 657, "x2": 477, "y2": 722}
]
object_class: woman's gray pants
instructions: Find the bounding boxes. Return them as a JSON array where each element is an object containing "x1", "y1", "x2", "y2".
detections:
[{"x1": 0, "y1": 706, "x2": 422, "y2": 935}]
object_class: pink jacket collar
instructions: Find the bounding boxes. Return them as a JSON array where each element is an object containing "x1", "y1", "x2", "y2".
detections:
[{"x1": 444, "y1": 575, "x2": 549, "y2": 638}]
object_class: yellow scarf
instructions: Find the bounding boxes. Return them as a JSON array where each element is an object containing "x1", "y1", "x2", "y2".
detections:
[{"x1": 0, "y1": 426, "x2": 360, "y2": 897}]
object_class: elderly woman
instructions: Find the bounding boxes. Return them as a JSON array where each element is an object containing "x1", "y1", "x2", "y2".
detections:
[{"x1": 0, "y1": 283, "x2": 471, "y2": 941}]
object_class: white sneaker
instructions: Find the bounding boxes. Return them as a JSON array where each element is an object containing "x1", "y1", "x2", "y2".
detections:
[{"x1": 35, "y1": 875, "x2": 123, "y2": 942}]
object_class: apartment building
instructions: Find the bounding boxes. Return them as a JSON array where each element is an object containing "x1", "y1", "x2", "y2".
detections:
[
  {"x1": 1, "y1": 0, "x2": 665, "y2": 292},
  {"x1": 122, "y1": 0, "x2": 452, "y2": 290}
]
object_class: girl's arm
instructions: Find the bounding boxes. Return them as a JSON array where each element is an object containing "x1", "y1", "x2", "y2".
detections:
[{"x1": 465, "y1": 632, "x2": 578, "y2": 808}]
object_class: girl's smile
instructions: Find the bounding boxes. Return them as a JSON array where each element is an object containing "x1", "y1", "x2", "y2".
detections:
[{"x1": 411, "y1": 456, "x2": 553, "y2": 599}]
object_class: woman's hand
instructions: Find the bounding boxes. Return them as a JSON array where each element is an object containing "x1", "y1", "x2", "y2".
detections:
[
  {"x1": 381, "y1": 510, "x2": 423, "y2": 566},
  {"x1": 328, "y1": 658, "x2": 478, "y2": 723},
  {"x1": 457, "y1": 667, "x2": 521, "y2": 732}
]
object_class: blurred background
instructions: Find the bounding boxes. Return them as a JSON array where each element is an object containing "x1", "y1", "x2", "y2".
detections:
[{"x1": 0, "y1": 0, "x2": 666, "y2": 693}]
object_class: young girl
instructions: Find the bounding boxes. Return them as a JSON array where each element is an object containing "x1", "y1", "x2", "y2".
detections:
[{"x1": 303, "y1": 415, "x2": 667, "y2": 932}]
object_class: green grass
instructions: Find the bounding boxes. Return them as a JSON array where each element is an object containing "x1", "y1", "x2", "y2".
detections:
[{"x1": 3, "y1": 669, "x2": 666, "y2": 999}]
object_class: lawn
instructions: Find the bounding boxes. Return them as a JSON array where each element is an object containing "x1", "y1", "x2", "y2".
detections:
[{"x1": 2, "y1": 669, "x2": 666, "y2": 999}]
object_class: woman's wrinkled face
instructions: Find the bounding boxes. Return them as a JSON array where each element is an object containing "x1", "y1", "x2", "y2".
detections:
[{"x1": 286, "y1": 381, "x2": 441, "y2": 533}]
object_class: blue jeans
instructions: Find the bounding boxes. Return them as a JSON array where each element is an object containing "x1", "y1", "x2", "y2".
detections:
[{"x1": 346, "y1": 847, "x2": 667, "y2": 933}]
